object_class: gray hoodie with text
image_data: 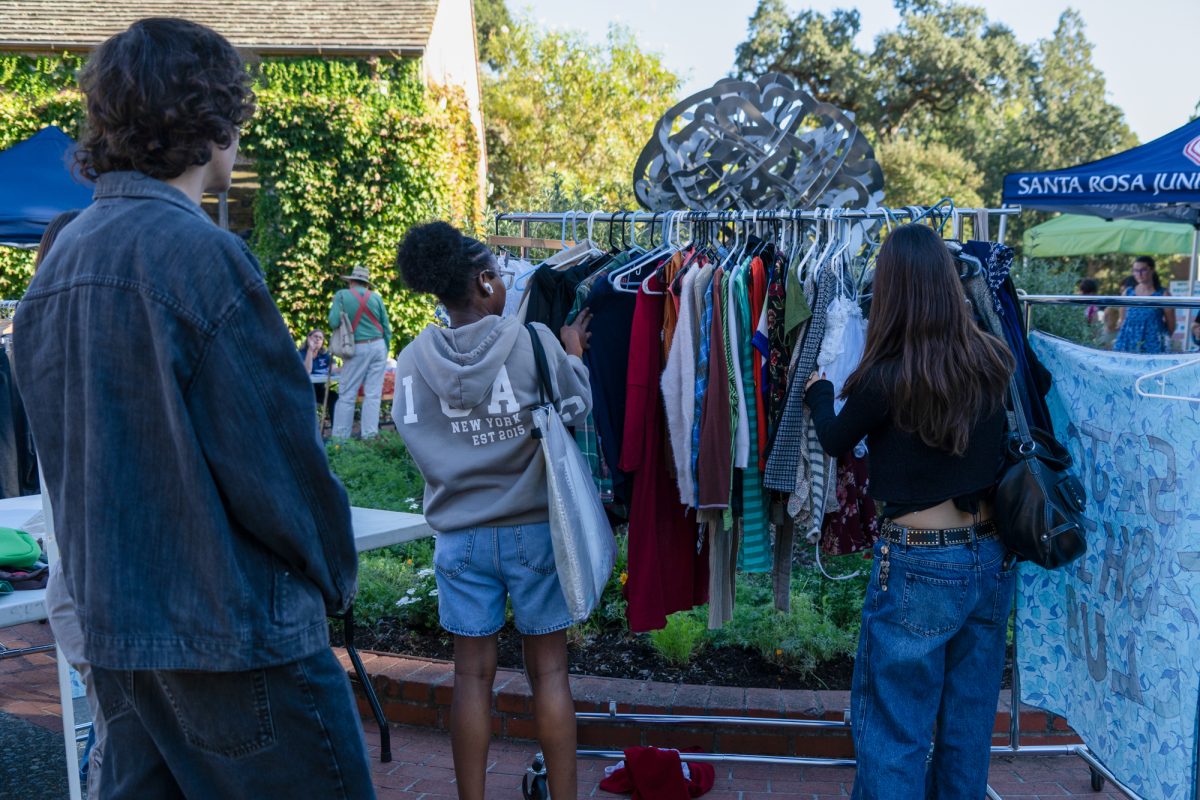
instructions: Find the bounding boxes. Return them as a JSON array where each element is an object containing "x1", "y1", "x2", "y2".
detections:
[{"x1": 392, "y1": 315, "x2": 592, "y2": 532}]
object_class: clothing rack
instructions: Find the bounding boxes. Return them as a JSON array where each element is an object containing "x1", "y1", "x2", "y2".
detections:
[
  {"x1": 490, "y1": 205, "x2": 1015, "y2": 257},
  {"x1": 488, "y1": 205, "x2": 1103, "y2": 798}
]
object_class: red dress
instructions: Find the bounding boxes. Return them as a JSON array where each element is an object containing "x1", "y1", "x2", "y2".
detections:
[{"x1": 620, "y1": 275, "x2": 709, "y2": 632}]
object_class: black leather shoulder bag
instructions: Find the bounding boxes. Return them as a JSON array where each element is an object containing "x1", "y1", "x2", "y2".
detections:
[{"x1": 994, "y1": 377, "x2": 1088, "y2": 569}]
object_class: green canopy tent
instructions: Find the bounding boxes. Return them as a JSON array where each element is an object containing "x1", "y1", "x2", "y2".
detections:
[{"x1": 1023, "y1": 214, "x2": 1196, "y2": 257}]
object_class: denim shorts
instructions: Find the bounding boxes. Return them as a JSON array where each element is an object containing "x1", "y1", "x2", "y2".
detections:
[{"x1": 433, "y1": 522, "x2": 574, "y2": 637}]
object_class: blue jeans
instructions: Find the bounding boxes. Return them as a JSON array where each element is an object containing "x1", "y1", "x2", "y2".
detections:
[
  {"x1": 92, "y1": 648, "x2": 375, "y2": 799},
  {"x1": 851, "y1": 535, "x2": 1015, "y2": 799}
]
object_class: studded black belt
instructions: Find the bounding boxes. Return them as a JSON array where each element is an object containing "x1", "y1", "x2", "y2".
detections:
[{"x1": 879, "y1": 519, "x2": 998, "y2": 547}]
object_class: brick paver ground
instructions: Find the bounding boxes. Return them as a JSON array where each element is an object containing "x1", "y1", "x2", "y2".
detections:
[{"x1": 2, "y1": 621, "x2": 1127, "y2": 799}]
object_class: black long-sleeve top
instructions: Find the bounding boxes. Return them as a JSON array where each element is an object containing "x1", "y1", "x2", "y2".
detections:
[{"x1": 804, "y1": 372, "x2": 1007, "y2": 519}]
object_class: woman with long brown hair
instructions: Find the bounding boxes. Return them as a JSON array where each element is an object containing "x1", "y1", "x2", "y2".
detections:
[{"x1": 804, "y1": 223, "x2": 1016, "y2": 798}]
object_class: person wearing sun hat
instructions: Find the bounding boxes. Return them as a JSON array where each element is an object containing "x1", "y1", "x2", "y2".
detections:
[{"x1": 328, "y1": 264, "x2": 392, "y2": 438}]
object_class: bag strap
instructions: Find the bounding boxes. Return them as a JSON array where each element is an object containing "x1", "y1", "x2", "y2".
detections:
[
  {"x1": 525, "y1": 323, "x2": 556, "y2": 407},
  {"x1": 349, "y1": 288, "x2": 383, "y2": 333},
  {"x1": 1006, "y1": 375, "x2": 1036, "y2": 453}
]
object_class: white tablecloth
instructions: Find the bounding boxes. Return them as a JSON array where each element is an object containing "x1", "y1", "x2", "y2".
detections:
[{"x1": 0, "y1": 495, "x2": 433, "y2": 628}]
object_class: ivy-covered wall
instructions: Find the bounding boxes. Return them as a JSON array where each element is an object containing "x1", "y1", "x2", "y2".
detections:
[
  {"x1": 0, "y1": 53, "x2": 479, "y2": 347},
  {"x1": 0, "y1": 55, "x2": 87, "y2": 301}
]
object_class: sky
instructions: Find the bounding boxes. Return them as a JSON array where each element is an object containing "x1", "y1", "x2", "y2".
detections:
[{"x1": 513, "y1": 0, "x2": 1200, "y2": 145}]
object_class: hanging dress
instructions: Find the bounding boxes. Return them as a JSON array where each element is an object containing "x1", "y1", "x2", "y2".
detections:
[{"x1": 620, "y1": 274, "x2": 708, "y2": 632}]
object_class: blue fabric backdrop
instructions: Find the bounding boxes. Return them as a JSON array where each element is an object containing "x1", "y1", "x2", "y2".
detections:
[{"x1": 1018, "y1": 333, "x2": 1200, "y2": 799}]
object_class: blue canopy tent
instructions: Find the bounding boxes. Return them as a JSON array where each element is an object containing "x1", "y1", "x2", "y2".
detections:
[
  {"x1": 1003, "y1": 116, "x2": 1200, "y2": 293},
  {"x1": 0, "y1": 127, "x2": 94, "y2": 249}
]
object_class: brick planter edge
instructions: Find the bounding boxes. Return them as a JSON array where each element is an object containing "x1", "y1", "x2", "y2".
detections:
[{"x1": 334, "y1": 647, "x2": 1080, "y2": 757}]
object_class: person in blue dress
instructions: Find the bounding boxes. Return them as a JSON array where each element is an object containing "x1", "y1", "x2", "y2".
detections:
[{"x1": 1114, "y1": 256, "x2": 1176, "y2": 354}]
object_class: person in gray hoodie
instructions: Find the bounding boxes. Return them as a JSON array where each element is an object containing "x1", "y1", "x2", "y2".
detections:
[{"x1": 393, "y1": 222, "x2": 592, "y2": 800}]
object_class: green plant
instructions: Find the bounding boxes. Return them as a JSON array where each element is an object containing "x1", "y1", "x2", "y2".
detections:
[
  {"x1": 0, "y1": 54, "x2": 479, "y2": 344},
  {"x1": 710, "y1": 574, "x2": 858, "y2": 679},
  {"x1": 325, "y1": 432, "x2": 424, "y2": 512},
  {"x1": 354, "y1": 542, "x2": 439, "y2": 629},
  {"x1": 1011, "y1": 257, "x2": 1092, "y2": 344},
  {"x1": 577, "y1": 527, "x2": 629, "y2": 635},
  {"x1": 244, "y1": 58, "x2": 480, "y2": 346},
  {"x1": 648, "y1": 610, "x2": 706, "y2": 666},
  {"x1": 792, "y1": 551, "x2": 871, "y2": 635}
]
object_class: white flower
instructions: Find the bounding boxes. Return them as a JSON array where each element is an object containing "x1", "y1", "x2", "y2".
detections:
[
  {"x1": 395, "y1": 597, "x2": 419, "y2": 607},
  {"x1": 428, "y1": 589, "x2": 439, "y2": 597},
  {"x1": 417, "y1": 568, "x2": 435, "y2": 578},
  {"x1": 406, "y1": 588, "x2": 417, "y2": 595}
]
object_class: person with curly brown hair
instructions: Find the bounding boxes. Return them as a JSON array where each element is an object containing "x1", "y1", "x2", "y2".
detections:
[{"x1": 12, "y1": 18, "x2": 374, "y2": 799}]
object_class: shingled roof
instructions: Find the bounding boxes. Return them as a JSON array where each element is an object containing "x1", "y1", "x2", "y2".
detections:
[{"x1": 0, "y1": 0, "x2": 440, "y2": 56}]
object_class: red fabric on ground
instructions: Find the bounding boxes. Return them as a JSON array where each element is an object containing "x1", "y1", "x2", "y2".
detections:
[{"x1": 598, "y1": 747, "x2": 716, "y2": 798}]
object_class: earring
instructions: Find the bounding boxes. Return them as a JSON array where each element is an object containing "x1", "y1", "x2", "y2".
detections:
[{"x1": 484, "y1": 283, "x2": 494, "y2": 295}]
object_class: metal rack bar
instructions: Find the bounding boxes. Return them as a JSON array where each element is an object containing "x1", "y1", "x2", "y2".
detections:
[
  {"x1": 577, "y1": 749, "x2": 855, "y2": 767},
  {"x1": 495, "y1": 206, "x2": 1021, "y2": 225},
  {"x1": 1075, "y1": 747, "x2": 1145, "y2": 798},
  {"x1": 576, "y1": 706, "x2": 847, "y2": 730},
  {"x1": 1019, "y1": 294, "x2": 1200, "y2": 308},
  {"x1": 1020, "y1": 293, "x2": 1200, "y2": 335}
]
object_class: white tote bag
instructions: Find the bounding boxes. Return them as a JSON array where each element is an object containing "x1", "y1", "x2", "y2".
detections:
[{"x1": 526, "y1": 324, "x2": 615, "y2": 622}]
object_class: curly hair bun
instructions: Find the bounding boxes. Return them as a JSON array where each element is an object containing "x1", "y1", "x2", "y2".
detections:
[{"x1": 396, "y1": 221, "x2": 471, "y2": 303}]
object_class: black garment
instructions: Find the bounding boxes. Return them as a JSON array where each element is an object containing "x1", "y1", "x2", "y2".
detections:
[
  {"x1": 996, "y1": 276, "x2": 1053, "y2": 429},
  {"x1": 804, "y1": 372, "x2": 1006, "y2": 519},
  {"x1": 0, "y1": 348, "x2": 38, "y2": 499},
  {"x1": 313, "y1": 383, "x2": 338, "y2": 411},
  {"x1": 523, "y1": 256, "x2": 610, "y2": 332},
  {"x1": 581, "y1": 274, "x2": 638, "y2": 507}
]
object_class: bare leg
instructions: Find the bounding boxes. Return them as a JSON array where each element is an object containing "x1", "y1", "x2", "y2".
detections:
[
  {"x1": 522, "y1": 631, "x2": 577, "y2": 800},
  {"x1": 450, "y1": 634, "x2": 498, "y2": 800}
]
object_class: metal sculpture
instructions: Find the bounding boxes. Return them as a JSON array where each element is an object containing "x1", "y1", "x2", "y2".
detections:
[{"x1": 633, "y1": 73, "x2": 884, "y2": 212}]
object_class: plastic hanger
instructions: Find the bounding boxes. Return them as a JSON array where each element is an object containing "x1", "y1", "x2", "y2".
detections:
[
  {"x1": 609, "y1": 213, "x2": 670, "y2": 293},
  {"x1": 1134, "y1": 357, "x2": 1200, "y2": 403},
  {"x1": 640, "y1": 211, "x2": 687, "y2": 295},
  {"x1": 545, "y1": 211, "x2": 602, "y2": 270},
  {"x1": 812, "y1": 210, "x2": 842, "y2": 281},
  {"x1": 794, "y1": 213, "x2": 821, "y2": 285},
  {"x1": 715, "y1": 212, "x2": 742, "y2": 272}
]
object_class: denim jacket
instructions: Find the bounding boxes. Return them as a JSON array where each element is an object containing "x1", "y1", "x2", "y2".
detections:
[{"x1": 12, "y1": 172, "x2": 358, "y2": 671}]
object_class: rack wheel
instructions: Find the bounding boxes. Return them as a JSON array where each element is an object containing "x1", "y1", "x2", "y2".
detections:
[{"x1": 1090, "y1": 768, "x2": 1105, "y2": 792}]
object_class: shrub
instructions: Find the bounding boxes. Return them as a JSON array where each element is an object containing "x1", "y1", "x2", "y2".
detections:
[
  {"x1": 1011, "y1": 257, "x2": 1092, "y2": 344},
  {"x1": 325, "y1": 432, "x2": 424, "y2": 512},
  {"x1": 355, "y1": 542, "x2": 439, "y2": 629},
  {"x1": 792, "y1": 551, "x2": 871, "y2": 636},
  {"x1": 711, "y1": 574, "x2": 858, "y2": 678},
  {"x1": 583, "y1": 526, "x2": 629, "y2": 633},
  {"x1": 0, "y1": 54, "x2": 480, "y2": 345},
  {"x1": 648, "y1": 610, "x2": 707, "y2": 666}
]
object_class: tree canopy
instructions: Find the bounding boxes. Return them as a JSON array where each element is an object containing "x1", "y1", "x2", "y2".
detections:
[
  {"x1": 478, "y1": 14, "x2": 680, "y2": 211},
  {"x1": 474, "y1": 0, "x2": 1137, "y2": 244},
  {"x1": 734, "y1": 0, "x2": 1136, "y2": 212}
]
